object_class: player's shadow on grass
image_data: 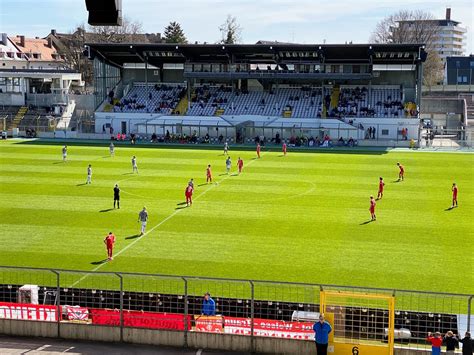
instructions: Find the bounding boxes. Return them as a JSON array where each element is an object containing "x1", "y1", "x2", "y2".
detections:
[
  {"x1": 231, "y1": 173, "x2": 239, "y2": 176},
  {"x1": 219, "y1": 173, "x2": 228, "y2": 176},
  {"x1": 197, "y1": 183, "x2": 208, "y2": 187},
  {"x1": 125, "y1": 234, "x2": 141, "y2": 240},
  {"x1": 76, "y1": 183, "x2": 88, "y2": 186},
  {"x1": 445, "y1": 206, "x2": 456, "y2": 211},
  {"x1": 175, "y1": 206, "x2": 188, "y2": 210},
  {"x1": 52, "y1": 161, "x2": 64, "y2": 165},
  {"x1": 177, "y1": 202, "x2": 187, "y2": 206},
  {"x1": 99, "y1": 208, "x2": 114, "y2": 213},
  {"x1": 360, "y1": 220, "x2": 374, "y2": 225},
  {"x1": 122, "y1": 172, "x2": 134, "y2": 175},
  {"x1": 91, "y1": 259, "x2": 108, "y2": 265}
]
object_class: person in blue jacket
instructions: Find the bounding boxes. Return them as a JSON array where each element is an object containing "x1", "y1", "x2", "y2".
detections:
[
  {"x1": 313, "y1": 314, "x2": 332, "y2": 355},
  {"x1": 201, "y1": 292, "x2": 216, "y2": 316}
]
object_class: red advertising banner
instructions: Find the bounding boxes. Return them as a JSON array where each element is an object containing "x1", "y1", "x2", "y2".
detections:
[
  {"x1": 0, "y1": 302, "x2": 58, "y2": 322},
  {"x1": 224, "y1": 317, "x2": 315, "y2": 340},
  {"x1": 91, "y1": 309, "x2": 191, "y2": 331},
  {"x1": 194, "y1": 315, "x2": 224, "y2": 333}
]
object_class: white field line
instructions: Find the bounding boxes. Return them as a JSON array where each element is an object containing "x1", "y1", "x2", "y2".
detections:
[{"x1": 69, "y1": 152, "x2": 265, "y2": 287}]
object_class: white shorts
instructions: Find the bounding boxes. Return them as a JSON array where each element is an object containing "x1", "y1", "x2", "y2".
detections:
[
  {"x1": 141, "y1": 221, "x2": 147, "y2": 230},
  {"x1": 63, "y1": 154, "x2": 67, "y2": 159}
]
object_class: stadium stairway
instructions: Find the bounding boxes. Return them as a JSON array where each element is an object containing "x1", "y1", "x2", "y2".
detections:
[
  {"x1": 173, "y1": 96, "x2": 189, "y2": 115},
  {"x1": 11, "y1": 106, "x2": 28, "y2": 129},
  {"x1": 330, "y1": 86, "x2": 340, "y2": 110}
]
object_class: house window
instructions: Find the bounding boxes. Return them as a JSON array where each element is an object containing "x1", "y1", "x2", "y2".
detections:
[
  {"x1": 470, "y1": 61, "x2": 474, "y2": 68},
  {"x1": 382, "y1": 129, "x2": 389, "y2": 136}
]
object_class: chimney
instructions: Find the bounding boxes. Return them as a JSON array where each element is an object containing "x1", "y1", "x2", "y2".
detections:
[
  {"x1": 47, "y1": 37, "x2": 53, "y2": 48},
  {"x1": 51, "y1": 29, "x2": 57, "y2": 36},
  {"x1": 19, "y1": 35, "x2": 25, "y2": 47},
  {"x1": 446, "y1": 8, "x2": 451, "y2": 21},
  {"x1": 1, "y1": 33, "x2": 7, "y2": 46}
]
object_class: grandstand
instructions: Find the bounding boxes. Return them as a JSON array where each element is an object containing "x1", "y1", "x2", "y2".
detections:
[{"x1": 90, "y1": 43, "x2": 426, "y2": 145}]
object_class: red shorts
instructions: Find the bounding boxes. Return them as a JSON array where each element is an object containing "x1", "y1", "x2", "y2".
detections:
[{"x1": 370, "y1": 208, "x2": 375, "y2": 214}]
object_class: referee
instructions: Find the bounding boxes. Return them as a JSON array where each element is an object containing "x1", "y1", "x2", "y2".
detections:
[{"x1": 113, "y1": 184, "x2": 120, "y2": 209}]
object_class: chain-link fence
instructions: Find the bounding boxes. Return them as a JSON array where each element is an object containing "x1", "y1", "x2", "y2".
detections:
[{"x1": 0, "y1": 266, "x2": 471, "y2": 352}]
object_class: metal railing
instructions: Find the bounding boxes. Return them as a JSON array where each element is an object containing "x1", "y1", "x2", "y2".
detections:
[{"x1": 0, "y1": 266, "x2": 472, "y2": 351}]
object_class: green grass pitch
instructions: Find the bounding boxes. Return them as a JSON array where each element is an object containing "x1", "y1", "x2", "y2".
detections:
[{"x1": 0, "y1": 140, "x2": 472, "y2": 295}]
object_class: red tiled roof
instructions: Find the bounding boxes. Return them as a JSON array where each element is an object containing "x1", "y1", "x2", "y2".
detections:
[{"x1": 9, "y1": 35, "x2": 63, "y2": 62}]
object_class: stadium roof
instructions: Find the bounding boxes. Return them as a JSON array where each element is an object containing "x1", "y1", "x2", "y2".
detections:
[{"x1": 87, "y1": 43, "x2": 426, "y2": 68}]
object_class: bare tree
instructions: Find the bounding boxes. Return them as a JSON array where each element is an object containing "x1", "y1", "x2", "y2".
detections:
[
  {"x1": 88, "y1": 17, "x2": 144, "y2": 43},
  {"x1": 370, "y1": 10, "x2": 438, "y2": 45},
  {"x1": 48, "y1": 24, "x2": 94, "y2": 86},
  {"x1": 370, "y1": 10, "x2": 442, "y2": 84},
  {"x1": 219, "y1": 15, "x2": 242, "y2": 44}
]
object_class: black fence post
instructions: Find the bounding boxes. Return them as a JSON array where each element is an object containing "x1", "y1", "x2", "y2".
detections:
[
  {"x1": 468, "y1": 295, "x2": 473, "y2": 332},
  {"x1": 250, "y1": 280, "x2": 255, "y2": 353},
  {"x1": 183, "y1": 277, "x2": 189, "y2": 348},
  {"x1": 52, "y1": 270, "x2": 61, "y2": 338},
  {"x1": 116, "y1": 273, "x2": 124, "y2": 342}
]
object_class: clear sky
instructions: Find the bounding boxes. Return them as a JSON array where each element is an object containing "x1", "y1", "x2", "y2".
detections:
[{"x1": 0, "y1": 0, "x2": 472, "y2": 54}]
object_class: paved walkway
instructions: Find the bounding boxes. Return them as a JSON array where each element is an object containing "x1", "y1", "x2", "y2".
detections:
[{"x1": 0, "y1": 336, "x2": 250, "y2": 355}]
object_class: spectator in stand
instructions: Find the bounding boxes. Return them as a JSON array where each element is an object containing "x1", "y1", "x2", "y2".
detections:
[
  {"x1": 427, "y1": 332, "x2": 443, "y2": 355},
  {"x1": 459, "y1": 332, "x2": 473, "y2": 355},
  {"x1": 201, "y1": 292, "x2": 216, "y2": 316},
  {"x1": 348, "y1": 137, "x2": 355, "y2": 147},
  {"x1": 444, "y1": 331, "x2": 459, "y2": 354},
  {"x1": 313, "y1": 314, "x2": 332, "y2": 355},
  {"x1": 108, "y1": 89, "x2": 114, "y2": 104},
  {"x1": 372, "y1": 126, "x2": 376, "y2": 139}
]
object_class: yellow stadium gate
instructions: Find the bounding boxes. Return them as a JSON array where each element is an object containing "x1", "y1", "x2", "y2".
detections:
[{"x1": 320, "y1": 290, "x2": 395, "y2": 355}]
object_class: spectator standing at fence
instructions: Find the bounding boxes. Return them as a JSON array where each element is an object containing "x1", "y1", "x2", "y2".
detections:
[
  {"x1": 138, "y1": 207, "x2": 148, "y2": 236},
  {"x1": 113, "y1": 184, "x2": 120, "y2": 209},
  {"x1": 62, "y1": 145, "x2": 67, "y2": 162},
  {"x1": 313, "y1": 314, "x2": 332, "y2": 355},
  {"x1": 104, "y1": 232, "x2": 116, "y2": 261},
  {"x1": 444, "y1": 331, "x2": 459, "y2": 354},
  {"x1": 427, "y1": 332, "x2": 443, "y2": 355},
  {"x1": 202, "y1": 292, "x2": 216, "y2": 316},
  {"x1": 460, "y1": 332, "x2": 473, "y2": 355},
  {"x1": 451, "y1": 183, "x2": 458, "y2": 209},
  {"x1": 86, "y1": 164, "x2": 92, "y2": 184}
]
